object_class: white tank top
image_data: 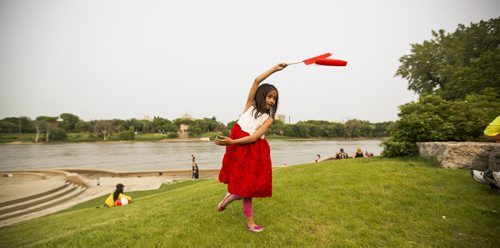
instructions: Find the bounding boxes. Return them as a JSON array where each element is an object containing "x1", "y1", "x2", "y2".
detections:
[{"x1": 237, "y1": 106, "x2": 270, "y2": 138}]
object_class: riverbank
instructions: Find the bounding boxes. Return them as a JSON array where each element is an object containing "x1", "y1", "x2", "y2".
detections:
[{"x1": 0, "y1": 132, "x2": 387, "y2": 144}]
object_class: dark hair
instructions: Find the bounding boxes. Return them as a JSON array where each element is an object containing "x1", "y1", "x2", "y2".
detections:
[
  {"x1": 113, "y1": 183, "x2": 124, "y2": 201},
  {"x1": 252, "y1": 83, "x2": 278, "y2": 119}
]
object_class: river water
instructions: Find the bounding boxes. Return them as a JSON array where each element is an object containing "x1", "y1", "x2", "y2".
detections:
[{"x1": 0, "y1": 140, "x2": 382, "y2": 172}]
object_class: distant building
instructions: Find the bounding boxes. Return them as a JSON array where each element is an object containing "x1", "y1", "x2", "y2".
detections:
[
  {"x1": 143, "y1": 115, "x2": 153, "y2": 121},
  {"x1": 178, "y1": 113, "x2": 195, "y2": 139},
  {"x1": 180, "y1": 113, "x2": 194, "y2": 120},
  {"x1": 179, "y1": 124, "x2": 189, "y2": 139},
  {"x1": 275, "y1": 114, "x2": 286, "y2": 123}
]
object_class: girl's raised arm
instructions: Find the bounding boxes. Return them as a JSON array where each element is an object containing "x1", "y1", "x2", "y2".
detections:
[{"x1": 244, "y1": 63, "x2": 287, "y2": 112}]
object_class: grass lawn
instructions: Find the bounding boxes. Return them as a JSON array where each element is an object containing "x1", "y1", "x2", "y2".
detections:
[
  {"x1": 0, "y1": 133, "x2": 36, "y2": 143},
  {"x1": 0, "y1": 157, "x2": 499, "y2": 247},
  {"x1": 133, "y1": 133, "x2": 171, "y2": 141}
]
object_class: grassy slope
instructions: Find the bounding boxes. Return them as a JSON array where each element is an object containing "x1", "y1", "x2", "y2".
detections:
[{"x1": 0, "y1": 158, "x2": 499, "y2": 247}]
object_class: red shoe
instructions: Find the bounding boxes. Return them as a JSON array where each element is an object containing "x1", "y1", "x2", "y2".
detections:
[{"x1": 247, "y1": 225, "x2": 264, "y2": 233}]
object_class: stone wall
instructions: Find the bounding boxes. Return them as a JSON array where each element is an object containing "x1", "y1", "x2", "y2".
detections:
[{"x1": 417, "y1": 142, "x2": 499, "y2": 170}]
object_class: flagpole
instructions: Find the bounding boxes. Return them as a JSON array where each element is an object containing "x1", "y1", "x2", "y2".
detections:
[{"x1": 287, "y1": 61, "x2": 302, "y2": 66}]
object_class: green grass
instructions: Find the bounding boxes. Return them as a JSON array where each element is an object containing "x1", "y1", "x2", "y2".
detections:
[
  {"x1": 62, "y1": 180, "x2": 208, "y2": 212},
  {"x1": 0, "y1": 133, "x2": 36, "y2": 143},
  {"x1": 1, "y1": 158, "x2": 499, "y2": 247},
  {"x1": 133, "y1": 133, "x2": 171, "y2": 141}
]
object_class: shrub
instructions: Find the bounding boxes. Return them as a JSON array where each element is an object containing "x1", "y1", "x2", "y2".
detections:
[
  {"x1": 50, "y1": 128, "x2": 67, "y2": 141},
  {"x1": 118, "y1": 131, "x2": 135, "y2": 140},
  {"x1": 167, "y1": 133, "x2": 178, "y2": 139},
  {"x1": 381, "y1": 138, "x2": 418, "y2": 157}
]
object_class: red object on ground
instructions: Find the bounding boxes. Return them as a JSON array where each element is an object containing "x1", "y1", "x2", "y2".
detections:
[
  {"x1": 302, "y1": 53, "x2": 332, "y2": 65},
  {"x1": 314, "y1": 58, "x2": 348, "y2": 66}
]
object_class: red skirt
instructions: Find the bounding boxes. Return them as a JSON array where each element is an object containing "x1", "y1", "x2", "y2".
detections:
[{"x1": 218, "y1": 123, "x2": 272, "y2": 198}]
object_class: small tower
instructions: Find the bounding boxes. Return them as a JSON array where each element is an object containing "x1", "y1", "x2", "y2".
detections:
[{"x1": 178, "y1": 113, "x2": 194, "y2": 139}]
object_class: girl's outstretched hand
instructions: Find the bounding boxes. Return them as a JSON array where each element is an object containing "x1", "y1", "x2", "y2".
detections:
[
  {"x1": 274, "y1": 63, "x2": 288, "y2": 71},
  {"x1": 214, "y1": 136, "x2": 233, "y2": 146}
]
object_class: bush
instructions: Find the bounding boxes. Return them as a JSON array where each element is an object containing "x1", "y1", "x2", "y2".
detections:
[
  {"x1": 118, "y1": 131, "x2": 135, "y2": 140},
  {"x1": 167, "y1": 133, "x2": 178, "y2": 139},
  {"x1": 381, "y1": 139, "x2": 418, "y2": 157},
  {"x1": 187, "y1": 126, "x2": 202, "y2": 137},
  {"x1": 383, "y1": 92, "x2": 500, "y2": 157},
  {"x1": 50, "y1": 128, "x2": 67, "y2": 141}
]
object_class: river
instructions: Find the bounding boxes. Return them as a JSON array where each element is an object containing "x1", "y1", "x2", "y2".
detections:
[{"x1": 0, "y1": 140, "x2": 383, "y2": 171}]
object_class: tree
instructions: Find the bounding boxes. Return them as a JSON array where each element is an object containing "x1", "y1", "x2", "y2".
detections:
[
  {"x1": 344, "y1": 119, "x2": 360, "y2": 138},
  {"x1": 118, "y1": 126, "x2": 135, "y2": 140},
  {"x1": 187, "y1": 125, "x2": 202, "y2": 137},
  {"x1": 127, "y1": 118, "x2": 143, "y2": 133},
  {"x1": 0, "y1": 119, "x2": 17, "y2": 133},
  {"x1": 0, "y1": 117, "x2": 33, "y2": 133},
  {"x1": 59, "y1": 113, "x2": 80, "y2": 132},
  {"x1": 224, "y1": 121, "x2": 237, "y2": 136},
  {"x1": 196, "y1": 118, "x2": 226, "y2": 133},
  {"x1": 382, "y1": 90, "x2": 500, "y2": 156},
  {"x1": 93, "y1": 120, "x2": 117, "y2": 141},
  {"x1": 383, "y1": 18, "x2": 500, "y2": 157},
  {"x1": 174, "y1": 118, "x2": 194, "y2": 127},
  {"x1": 76, "y1": 120, "x2": 92, "y2": 132},
  {"x1": 111, "y1": 119, "x2": 127, "y2": 132},
  {"x1": 33, "y1": 116, "x2": 59, "y2": 142},
  {"x1": 396, "y1": 17, "x2": 500, "y2": 100},
  {"x1": 268, "y1": 119, "x2": 286, "y2": 136},
  {"x1": 373, "y1": 122, "x2": 393, "y2": 137}
]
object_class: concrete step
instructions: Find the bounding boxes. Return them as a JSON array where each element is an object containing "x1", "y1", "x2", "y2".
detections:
[
  {"x1": 0, "y1": 182, "x2": 77, "y2": 215},
  {"x1": 0, "y1": 183, "x2": 70, "y2": 208},
  {"x1": 0, "y1": 185, "x2": 86, "y2": 221}
]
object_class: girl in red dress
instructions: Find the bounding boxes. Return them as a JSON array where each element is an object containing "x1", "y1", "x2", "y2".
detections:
[{"x1": 215, "y1": 63, "x2": 287, "y2": 233}]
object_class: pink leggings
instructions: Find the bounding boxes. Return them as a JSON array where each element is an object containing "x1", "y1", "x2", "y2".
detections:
[
  {"x1": 230, "y1": 194, "x2": 253, "y2": 218},
  {"x1": 243, "y1": 197, "x2": 252, "y2": 218}
]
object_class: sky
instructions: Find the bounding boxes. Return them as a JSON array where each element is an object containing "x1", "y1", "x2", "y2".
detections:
[{"x1": 0, "y1": 0, "x2": 499, "y2": 124}]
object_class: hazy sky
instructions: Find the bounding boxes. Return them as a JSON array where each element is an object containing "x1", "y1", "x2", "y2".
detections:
[{"x1": 1, "y1": 0, "x2": 499, "y2": 124}]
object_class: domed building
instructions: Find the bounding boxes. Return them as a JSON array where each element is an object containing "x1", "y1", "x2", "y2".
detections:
[
  {"x1": 180, "y1": 113, "x2": 194, "y2": 120},
  {"x1": 178, "y1": 113, "x2": 195, "y2": 139}
]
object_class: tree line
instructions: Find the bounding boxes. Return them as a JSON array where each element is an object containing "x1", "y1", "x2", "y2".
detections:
[
  {"x1": 0, "y1": 114, "x2": 225, "y2": 142},
  {"x1": 0, "y1": 113, "x2": 392, "y2": 142}
]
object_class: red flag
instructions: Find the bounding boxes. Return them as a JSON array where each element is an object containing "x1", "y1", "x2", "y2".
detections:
[
  {"x1": 288, "y1": 53, "x2": 347, "y2": 66},
  {"x1": 302, "y1": 53, "x2": 332, "y2": 65},
  {"x1": 314, "y1": 58, "x2": 348, "y2": 66}
]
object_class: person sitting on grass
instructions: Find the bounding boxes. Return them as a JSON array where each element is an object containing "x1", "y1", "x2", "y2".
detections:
[
  {"x1": 353, "y1": 148, "x2": 365, "y2": 158},
  {"x1": 471, "y1": 115, "x2": 500, "y2": 192},
  {"x1": 104, "y1": 183, "x2": 132, "y2": 207},
  {"x1": 335, "y1": 148, "x2": 349, "y2": 159}
]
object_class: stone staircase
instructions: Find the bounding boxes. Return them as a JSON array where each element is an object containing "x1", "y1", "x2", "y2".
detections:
[{"x1": 0, "y1": 181, "x2": 86, "y2": 223}]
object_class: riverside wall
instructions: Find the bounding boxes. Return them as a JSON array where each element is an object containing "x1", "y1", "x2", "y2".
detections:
[{"x1": 417, "y1": 142, "x2": 499, "y2": 170}]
